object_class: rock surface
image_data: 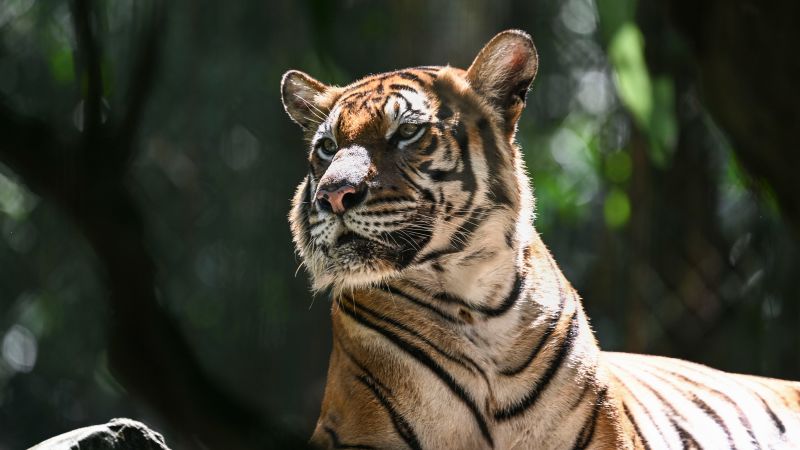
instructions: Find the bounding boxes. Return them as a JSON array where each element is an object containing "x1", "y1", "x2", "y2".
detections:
[{"x1": 28, "y1": 418, "x2": 171, "y2": 450}]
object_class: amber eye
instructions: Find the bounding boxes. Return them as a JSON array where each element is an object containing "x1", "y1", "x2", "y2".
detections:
[
  {"x1": 317, "y1": 137, "x2": 338, "y2": 159},
  {"x1": 397, "y1": 123, "x2": 420, "y2": 139}
]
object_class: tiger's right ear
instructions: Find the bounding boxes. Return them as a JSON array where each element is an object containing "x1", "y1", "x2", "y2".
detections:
[{"x1": 281, "y1": 70, "x2": 335, "y2": 129}]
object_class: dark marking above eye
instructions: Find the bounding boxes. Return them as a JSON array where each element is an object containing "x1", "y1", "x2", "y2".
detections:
[
  {"x1": 437, "y1": 104, "x2": 453, "y2": 121},
  {"x1": 389, "y1": 84, "x2": 419, "y2": 93},
  {"x1": 396, "y1": 72, "x2": 424, "y2": 83}
]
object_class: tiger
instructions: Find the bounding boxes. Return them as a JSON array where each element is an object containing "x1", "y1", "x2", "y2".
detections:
[{"x1": 280, "y1": 30, "x2": 800, "y2": 449}]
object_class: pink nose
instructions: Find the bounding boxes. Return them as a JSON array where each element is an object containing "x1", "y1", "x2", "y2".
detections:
[{"x1": 316, "y1": 185, "x2": 358, "y2": 215}]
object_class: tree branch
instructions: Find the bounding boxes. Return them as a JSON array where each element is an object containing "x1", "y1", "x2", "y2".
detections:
[
  {"x1": 116, "y1": 0, "x2": 165, "y2": 165},
  {"x1": 70, "y1": 0, "x2": 104, "y2": 141}
]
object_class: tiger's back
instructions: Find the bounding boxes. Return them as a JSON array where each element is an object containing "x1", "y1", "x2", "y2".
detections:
[
  {"x1": 280, "y1": 30, "x2": 800, "y2": 449},
  {"x1": 606, "y1": 352, "x2": 800, "y2": 449}
]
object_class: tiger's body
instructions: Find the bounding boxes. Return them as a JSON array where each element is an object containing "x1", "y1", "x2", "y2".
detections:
[{"x1": 281, "y1": 30, "x2": 800, "y2": 449}]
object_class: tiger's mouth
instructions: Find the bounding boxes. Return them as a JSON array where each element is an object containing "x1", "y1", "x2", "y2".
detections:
[
  {"x1": 336, "y1": 231, "x2": 372, "y2": 247},
  {"x1": 330, "y1": 226, "x2": 403, "y2": 256},
  {"x1": 331, "y1": 230, "x2": 389, "y2": 261},
  {"x1": 309, "y1": 219, "x2": 429, "y2": 287},
  {"x1": 309, "y1": 229, "x2": 398, "y2": 288}
]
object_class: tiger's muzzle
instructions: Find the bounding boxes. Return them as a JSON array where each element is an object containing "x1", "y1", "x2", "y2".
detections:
[{"x1": 314, "y1": 145, "x2": 372, "y2": 216}]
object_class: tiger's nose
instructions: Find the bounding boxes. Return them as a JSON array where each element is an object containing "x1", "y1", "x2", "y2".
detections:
[{"x1": 316, "y1": 184, "x2": 367, "y2": 215}]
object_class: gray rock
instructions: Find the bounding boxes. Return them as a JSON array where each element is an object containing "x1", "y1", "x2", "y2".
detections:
[{"x1": 28, "y1": 418, "x2": 171, "y2": 450}]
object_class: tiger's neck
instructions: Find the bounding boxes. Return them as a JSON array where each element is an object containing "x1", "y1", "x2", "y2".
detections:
[{"x1": 316, "y1": 231, "x2": 618, "y2": 449}]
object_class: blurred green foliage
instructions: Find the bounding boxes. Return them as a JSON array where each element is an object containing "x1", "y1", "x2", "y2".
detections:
[{"x1": 0, "y1": 0, "x2": 798, "y2": 448}]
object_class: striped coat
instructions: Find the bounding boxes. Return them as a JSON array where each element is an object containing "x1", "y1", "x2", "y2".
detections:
[{"x1": 281, "y1": 30, "x2": 800, "y2": 449}]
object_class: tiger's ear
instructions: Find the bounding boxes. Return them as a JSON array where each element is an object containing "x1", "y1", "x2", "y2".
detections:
[
  {"x1": 281, "y1": 70, "x2": 332, "y2": 129},
  {"x1": 466, "y1": 30, "x2": 538, "y2": 131}
]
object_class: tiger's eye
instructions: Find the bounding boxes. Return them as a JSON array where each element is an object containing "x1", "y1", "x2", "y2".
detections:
[
  {"x1": 319, "y1": 138, "x2": 337, "y2": 156},
  {"x1": 397, "y1": 123, "x2": 420, "y2": 139}
]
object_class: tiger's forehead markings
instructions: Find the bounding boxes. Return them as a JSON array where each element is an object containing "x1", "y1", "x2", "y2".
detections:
[{"x1": 323, "y1": 70, "x2": 435, "y2": 142}]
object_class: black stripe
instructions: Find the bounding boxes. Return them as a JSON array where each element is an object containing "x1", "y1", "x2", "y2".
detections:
[
  {"x1": 365, "y1": 195, "x2": 415, "y2": 207},
  {"x1": 742, "y1": 378, "x2": 791, "y2": 435},
  {"x1": 358, "y1": 207, "x2": 416, "y2": 216},
  {"x1": 337, "y1": 298, "x2": 494, "y2": 447},
  {"x1": 324, "y1": 427, "x2": 377, "y2": 449},
  {"x1": 338, "y1": 90, "x2": 369, "y2": 106},
  {"x1": 615, "y1": 376, "x2": 672, "y2": 446},
  {"x1": 451, "y1": 120, "x2": 476, "y2": 215},
  {"x1": 341, "y1": 69, "x2": 432, "y2": 98},
  {"x1": 377, "y1": 285, "x2": 460, "y2": 324},
  {"x1": 418, "y1": 159, "x2": 453, "y2": 182},
  {"x1": 386, "y1": 226, "x2": 433, "y2": 270},
  {"x1": 475, "y1": 270, "x2": 524, "y2": 318},
  {"x1": 336, "y1": 336, "x2": 396, "y2": 395},
  {"x1": 569, "y1": 383, "x2": 593, "y2": 410},
  {"x1": 414, "y1": 207, "x2": 487, "y2": 264},
  {"x1": 436, "y1": 104, "x2": 453, "y2": 121},
  {"x1": 623, "y1": 404, "x2": 652, "y2": 450},
  {"x1": 420, "y1": 134, "x2": 439, "y2": 155},
  {"x1": 346, "y1": 293, "x2": 482, "y2": 375},
  {"x1": 635, "y1": 365, "x2": 736, "y2": 447},
  {"x1": 571, "y1": 387, "x2": 607, "y2": 450},
  {"x1": 430, "y1": 271, "x2": 524, "y2": 319},
  {"x1": 389, "y1": 92, "x2": 424, "y2": 118},
  {"x1": 752, "y1": 390, "x2": 786, "y2": 435},
  {"x1": 389, "y1": 83, "x2": 419, "y2": 94},
  {"x1": 299, "y1": 177, "x2": 313, "y2": 241},
  {"x1": 396, "y1": 72, "x2": 424, "y2": 84},
  {"x1": 494, "y1": 311, "x2": 579, "y2": 421},
  {"x1": 650, "y1": 364, "x2": 760, "y2": 445},
  {"x1": 670, "y1": 418, "x2": 700, "y2": 449},
  {"x1": 355, "y1": 374, "x2": 422, "y2": 450},
  {"x1": 344, "y1": 72, "x2": 413, "y2": 94},
  {"x1": 499, "y1": 276, "x2": 565, "y2": 375},
  {"x1": 477, "y1": 118, "x2": 513, "y2": 207},
  {"x1": 622, "y1": 366, "x2": 707, "y2": 448},
  {"x1": 396, "y1": 163, "x2": 435, "y2": 203}
]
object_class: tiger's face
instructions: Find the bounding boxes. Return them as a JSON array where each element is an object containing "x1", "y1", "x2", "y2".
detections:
[{"x1": 282, "y1": 31, "x2": 538, "y2": 291}]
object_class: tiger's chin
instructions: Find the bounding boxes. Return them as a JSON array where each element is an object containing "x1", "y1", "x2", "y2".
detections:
[{"x1": 304, "y1": 237, "x2": 404, "y2": 292}]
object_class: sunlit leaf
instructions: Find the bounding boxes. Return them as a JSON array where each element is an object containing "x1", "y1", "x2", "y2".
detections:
[
  {"x1": 0, "y1": 170, "x2": 37, "y2": 219},
  {"x1": 48, "y1": 46, "x2": 75, "y2": 84},
  {"x1": 649, "y1": 76, "x2": 677, "y2": 166},
  {"x1": 605, "y1": 150, "x2": 631, "y2": 183},
  {"x1": 608, "y1": 23, "x2": 651, "y2": 129},
  {"x1": 604, "y1": 187, "x2": 630, "y2": 228},
  {"x1": 595, "y1": 0, "x2": 637, "y2": 42}
]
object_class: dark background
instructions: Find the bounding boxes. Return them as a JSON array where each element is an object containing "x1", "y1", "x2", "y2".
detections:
[{"x1": 1, "y1": 0, "x2": 798, "y2": 448}]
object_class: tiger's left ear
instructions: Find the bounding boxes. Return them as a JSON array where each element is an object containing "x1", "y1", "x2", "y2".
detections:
[{"x1": 466, "y1": 30, "x2": 538, "y2": 132}]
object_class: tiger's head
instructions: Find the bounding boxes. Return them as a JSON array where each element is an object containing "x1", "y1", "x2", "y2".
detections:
[{"x1": 282, "y1": 30, "x2": 538, "y2": 292}]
